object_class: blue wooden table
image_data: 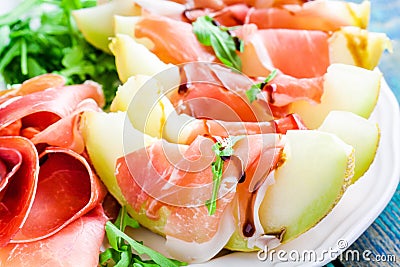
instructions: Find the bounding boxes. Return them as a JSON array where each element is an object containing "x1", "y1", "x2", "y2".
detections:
[{"x1": 328, "y1": 1, "x2": 400, "y2": 266}]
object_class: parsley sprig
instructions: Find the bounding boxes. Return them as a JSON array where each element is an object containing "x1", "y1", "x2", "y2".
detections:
[
  {"x1": 100, "y1": 206, "x2": 187, "y2": 267},
  {"x1": 0, "y1": 0, "x2": 120, "y2": 107},
  {"x1": 246, "y1": 69, "x2": 278, "y2": 103},
  {"x1": 206, "y1": 136, "x2": 243, "y2": 215},
  {"x1": 192, "y1": 16, "x2": 242, "y2": 70}
]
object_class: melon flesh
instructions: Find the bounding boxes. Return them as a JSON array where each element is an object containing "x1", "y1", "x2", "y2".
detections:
[
  {"x1": 259, "y1": 130, "x2": 354, "y2": 243},
  {"x1": 290, "y1": 63, "x2": 381, "y2": 129},
  {"x1": 319, "y1": 110, "x2": 379, "y2": 183}
]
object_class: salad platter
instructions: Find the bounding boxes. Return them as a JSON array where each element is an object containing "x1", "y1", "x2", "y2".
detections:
[{"x1": 0, "y1": 0, "x2": 399, "y2": 266}]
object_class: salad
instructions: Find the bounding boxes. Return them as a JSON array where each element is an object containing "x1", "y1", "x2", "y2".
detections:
[{"x1": 0, "y1": 0, "x2": 393, "y2": 266}]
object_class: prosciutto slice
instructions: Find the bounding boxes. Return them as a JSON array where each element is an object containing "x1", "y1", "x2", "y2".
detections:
[
  {"x1": 178, "y1": 1, "x2": 368, "y2": 32},
  {"x1": 0, "y1": 74, "x2": 66, "y2": 105},
  {"x1": 0, "y1": 75, "x2": 108, "y2": 266},
  {"x1": 115, "y1": 134, "x2": 283, "y2": 262},
  {"x1": 247, "y1": 1, "x2": 369, "y2": 32},
  {"x1": 0, "y1": 136, "x2": 39, "y2": 247},
  {"x1": 10, "y1": 147, "x2": 106, "y2": 243},
  {"x1": 0, "y1": 81, "x2": 104, "y2": 130},
  {"x1": 0, "y1": 205, "x2": 107, "y2": 267},
  {"x1": 168, "y1": 62, "x2": 323, "y2": 121},
  {"x1": 237, "y1": 24, "x2": 330, "y2": 78},
  {"x1": 135, "y1": 14, "x2": 215, "y2": 64},
  {"x1": 30, "y1": 99, "x2": 101, "y2": 154}
]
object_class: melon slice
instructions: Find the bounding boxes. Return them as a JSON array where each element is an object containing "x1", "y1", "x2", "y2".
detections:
[
  {"x1": 290, "y1": 63, "x2": 381, "y2": 129},
  {"x1": 72, "y1": 0, "x2": 141, "y2": 52},
  {"x1": 259, "y1": 130, "x2": 354, "y2": 243},
  {"x1": 319, "y1": 110, "x2": 379, "y2": 183}
]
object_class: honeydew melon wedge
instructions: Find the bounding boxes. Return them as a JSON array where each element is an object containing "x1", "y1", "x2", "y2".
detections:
[
  {"x1": 110, "y1": 73, "x2": 197, "y2": 144},
  {"x1": 290, "y1": 63, "x2": 381, "y2": 129},
  {"x1": 329, "y1": 26, "x2": 392, "y2": 70},
  {"x1": 112, "y1": 75, "x2": 178, "y2": 139},
  {"x1": 259, "y1": 130, "x2": 354, "y2": 243},
  {"x1": 72, "y1": 0, "x2": 141, "y2": 53},
  {"x1": 109, "y1": 34, "x2": 172, "y2": 83},
  {"x1": 319, "y1": 111, "x2": 379, "y2": 183},
  {"x1": 81, "y1": 111, "x2": 157, "y2": 204},
  {"x1": 81, "y1": 111, "x2": 168, "y2": 234}
]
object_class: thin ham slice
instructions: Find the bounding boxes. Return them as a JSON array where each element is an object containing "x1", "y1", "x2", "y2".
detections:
[
  {"x1": 184, "y1": 1, "x2": 368, "y2": 32},
  {"x1": 0, "y1": 136, "x2": 38, "y2": 247},
  {"x1": 135, "y1": 14, "x2": 215, "y2": 64},
  {"x1": 0, "y1": 74, "x2": 66, "y2": 105},
  {"x1": 0, "y1": 81, "x2": 104, "y2": 131},
  {"x1": 116, "y1": 134, "x2": 283, "y2": 262},
  {"x1": 0, "y1": 75, "x2": 108, "y2": 266},
  {"x1": 171, "y1": 0, "x2": 306, "y2": 9},
  {"x1": 168, "y1": 62, "x2": 322, "y2": 120},
  {"x1": 247, "y1": 1, "x2": 368, "y2": 32},
  {"x1": 11, "y1": 147, "x2": 106, "y2": 243},
  {"x1": 31, "y1": 98, "x2": 101, "y2": 153},
  {"x1": 0, "y1": 205, "x2": 107, "y2": 267},
  {"x1": 238, "y1": 24, "x2": 330, "y2": 78}
]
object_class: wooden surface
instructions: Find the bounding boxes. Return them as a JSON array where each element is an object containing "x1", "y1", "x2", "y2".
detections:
[{"x1": 328, "y1": 1, "x2": 400, "y2": 266}]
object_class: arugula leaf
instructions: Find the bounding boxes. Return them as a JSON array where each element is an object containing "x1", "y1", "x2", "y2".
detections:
[
  {"x1": 246, "y1": 69, "x2": 278, "y2": 103},
  {"x1": 100, "y1": 207, "x2": 187, "y2": 267},
  {"x1": 0, "y1": 0, "x2": 119, "y2": 107},
  {"x1": 206, "y1": 136, "x2": 244, "y2": 215},
  {"x1": 193, "y1": 16, "x2": 242, "y2": 70}
]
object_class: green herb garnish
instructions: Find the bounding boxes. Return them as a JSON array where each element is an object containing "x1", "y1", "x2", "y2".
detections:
[
  {"x1": 100, "y1": 206, "x2": 187, "y2": 267},
  {"x1": 192, "y1": 15, "x2": 242, "y2": 70},
  {"x1": 246, "y1": 69, "x2": 278, "y2": 103},
  {"x1": 0, "y1": 0, "x2": 120, "y2": 107},
  {"x1": 206, "y1": 136, "x2": 244, "y2": 215}
]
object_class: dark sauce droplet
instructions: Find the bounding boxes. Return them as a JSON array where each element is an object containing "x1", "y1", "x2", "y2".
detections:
[
  {"x1": 220, "y1": 155, "x2": 231, "y2": 161},
  {"x1": 211, "y1": 19, "x2": 220, "y2": 27},
  {"x1": 178, "y1": 67, "x2": 190, "y2": 95},
  {"x1": 242, "y1": 192, "x2": 256, "y2": 237},
  {"x1": 178, "y1": 83, "x2": 189, "y2": 95},
  {"x1": 232, "y1": 36, "x2": 242, "y2": 51},
  {"x1": 183, "y1": 8, "x2": 204, "y2": 22},
  {"x1": 238, "y1": 172, "x2": 246, "y2": 183},
  {"x1": 263, "y1": 84, "x2": 277, "y2": 104},
  {"x1": 243, "y1": 220, "x2": 256, "y2": 237}
]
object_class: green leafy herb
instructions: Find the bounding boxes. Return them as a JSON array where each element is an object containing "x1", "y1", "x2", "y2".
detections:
[
  {"x1": 0, "y1": 0, "x2": 119, "y2": 107},
  {"x1": 193, "y1": 16, "x2": 242, "y2": 70},
  {"x1": 206, "y1": 136, "x2": 244, "y2": 215},
  {"x1": 100, "y1": 206, "x2": 187, "y2": 267},
  {"x1": 246, "y1": 69, "x2": 278, "y2": 103}
]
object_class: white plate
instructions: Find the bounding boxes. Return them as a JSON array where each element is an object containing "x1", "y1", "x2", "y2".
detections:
[{"x1": 126, "y1": 79, "x2": 400, "y2": 267}]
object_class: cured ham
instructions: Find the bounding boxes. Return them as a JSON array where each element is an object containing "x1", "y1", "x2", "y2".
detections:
[
  {"x1": 169, "y1": 62, "x2": 324, "y2": 121},
  {"x1": 10, "y1": 147, "x2": 106, "y2": 243},
  {"x1": 0, "y1": 74, "x2": 66, "y2": 105},
  {"x1": 247, "y1": 1, "x2": 369, "y2": 31},
  {"x1": 0, "y1": 205, "x2": 107, "y2": 267},
  {"x1": 0, "y1": 81, "x2": 104, "y2": 131},
  {"x1": 112, "y1": 67, "x2": 307, "y2": 144},
  {"x1": 135, "y1": 14, "x2": 215, "y2": 64},
  {"x1": 30, "y1": 99, "x2": 101, "y2": 154},
  {"x1": 0, "y1": 136, "x2": 39, "y2": 247},
  {"x1": 133, "y1": 15, "x2": 329, "y2": 78},
  {"x1": 179, "y1": 1, "x2": 369, "y2": 32},
  {"x1": 237, "y1": 24, "x2": 331, "y2": 78},
  {"x1": 171, "y1": 0, "x2": 309, "y2": 9},
  {"x1": 115, "y1": 134, "x2": 284, "y2": 262},
  {"x1": 0, "y1": 75, "x2": 108, "y2": 267},
  {"x1": 0, "y1": 75, "x2": 104, "y2": 153}
]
